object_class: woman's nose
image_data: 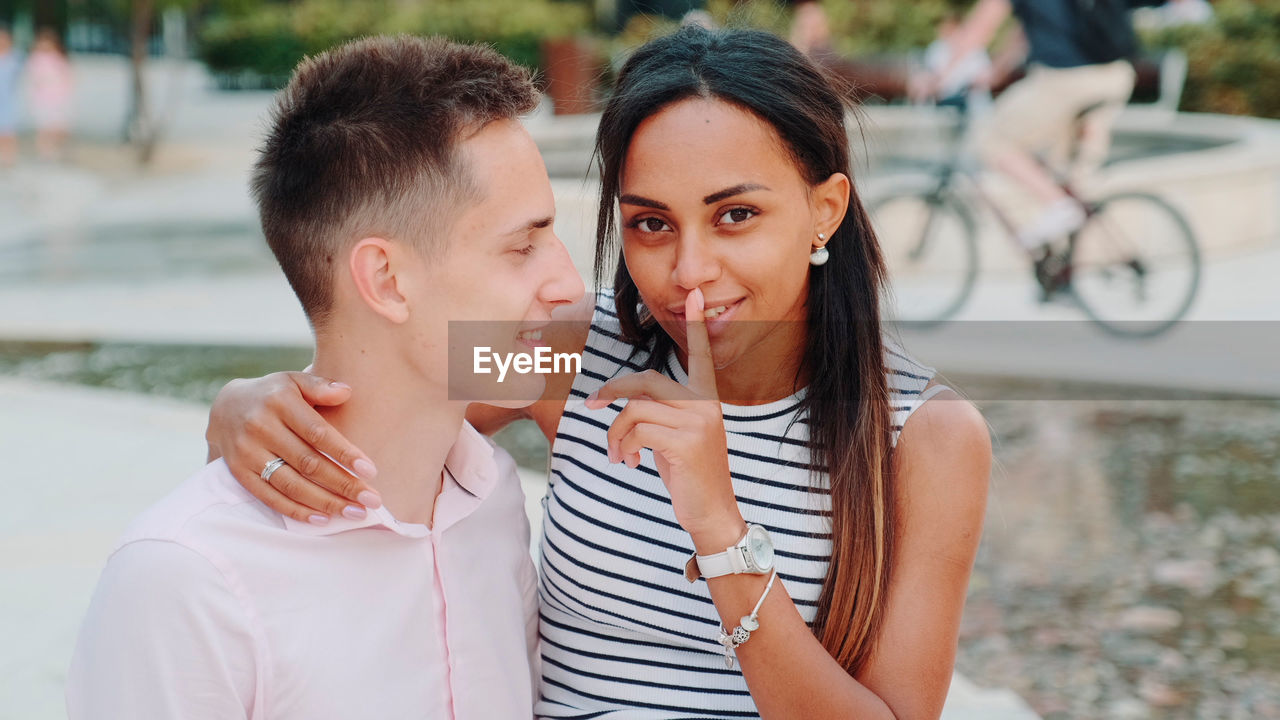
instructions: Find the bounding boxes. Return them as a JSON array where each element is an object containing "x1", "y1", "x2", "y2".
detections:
[{"x1": 672, "y1": 235, "x2": 721, "y2": 290}]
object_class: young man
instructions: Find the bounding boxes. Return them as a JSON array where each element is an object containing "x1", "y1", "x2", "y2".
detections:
[{"x1": 66, "y1": 35, "x2": 583, "y2": 719}]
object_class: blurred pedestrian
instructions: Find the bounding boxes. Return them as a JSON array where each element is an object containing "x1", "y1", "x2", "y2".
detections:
[
  {"x1": 914, "y1": 10, "x2": 994, "y2": 111},
  {"x1": 0, "y1": 26, "x2": 20, "y2": 167},
  {"x1": 788, "y1": 0, "x2": 832, "y2": 56},
  {"x1": 26, "y1": 28, "x2": 72, "y2": 161}
]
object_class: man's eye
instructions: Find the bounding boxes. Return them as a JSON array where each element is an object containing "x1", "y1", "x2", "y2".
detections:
[{"x1": 719, "y1": 208, "x2": 756, "y2": 224}]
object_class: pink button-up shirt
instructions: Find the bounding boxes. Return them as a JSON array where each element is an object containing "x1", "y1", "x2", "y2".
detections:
[{"x1": 67, "y1": 422, "x2": 539, "y2": 720}]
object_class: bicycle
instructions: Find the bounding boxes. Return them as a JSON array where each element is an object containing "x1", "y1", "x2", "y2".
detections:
[{"x1": 869, "y1": 100, "x2": 1201, "y2": 338}]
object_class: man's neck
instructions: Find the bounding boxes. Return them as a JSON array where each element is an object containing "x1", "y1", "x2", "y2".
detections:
[{"x1": 310, "y1": 347, "x2": 464, "y2": 527}]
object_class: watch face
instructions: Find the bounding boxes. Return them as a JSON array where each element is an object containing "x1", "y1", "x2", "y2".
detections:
[{"x1": 747, "y1": 525, "x2": 775, "y2": 571}]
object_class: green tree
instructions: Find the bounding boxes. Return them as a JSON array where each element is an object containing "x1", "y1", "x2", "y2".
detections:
[{"x1": 1145, "y1": 0, "x2": 1280, "y2": 119}]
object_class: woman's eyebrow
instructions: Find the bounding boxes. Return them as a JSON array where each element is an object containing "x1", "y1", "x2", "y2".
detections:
[
  {"x1": 703, "y1": 183, "x2": 769, "y2": 205},
  {"x1": 619, "y1": 183, "x2": 771, "y2": 211},
  {"x1": 619, "y1": 194, "x2": 668, "y2": 210}
]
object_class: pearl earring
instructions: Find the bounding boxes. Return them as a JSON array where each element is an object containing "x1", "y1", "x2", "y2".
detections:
[{"x1": 809, "y1": 233, "x2": 829, "y2": 266}]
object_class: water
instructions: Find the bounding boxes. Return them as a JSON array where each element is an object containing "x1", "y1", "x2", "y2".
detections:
[
  {"x1": 0, "y1": 222, "x2": 274, "y2": 284},
  {"x1": 965, "y1": 398, "x2": 1280, "y2": 718},
  {"x1": 0, "y1": 341, "x2": 553, "y2": 469}
]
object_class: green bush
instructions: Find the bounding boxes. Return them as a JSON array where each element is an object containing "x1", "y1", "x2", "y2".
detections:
[
  {"x1": 608, "y1": 0, "x2": 956, "y2": 60},
  {"x1": 1143, "y1": 0, "x2": 1280, "y2": 119},
  {"x1": 706, "y1": 0, "x2": 789, "y2": 35},
  {"x1": 710, "y1": 0, "x2": 1280, "y2": 120},
  {"x1": 199, "y1": 0, "x2": 593, "y2": 86},
  {"x1": 823, "y1": 0, "x2": 969, "y2": 56}
]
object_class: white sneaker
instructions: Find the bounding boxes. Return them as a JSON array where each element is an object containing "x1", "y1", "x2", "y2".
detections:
[{"x1": 1017, "y1": 198, "x2": 1086, "y2": 251}]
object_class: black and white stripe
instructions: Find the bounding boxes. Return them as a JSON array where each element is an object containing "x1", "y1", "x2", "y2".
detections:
[{"x1": 536, "y1": 291, "x2": 934, "y2": 719}]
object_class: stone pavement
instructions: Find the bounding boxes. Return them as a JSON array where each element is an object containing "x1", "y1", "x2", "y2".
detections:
[{"x1": 0, "y1": 378, "x2": 1039, "y2": 720}]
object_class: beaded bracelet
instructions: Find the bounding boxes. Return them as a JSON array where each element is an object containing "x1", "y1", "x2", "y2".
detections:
[{"x1": 716, "y1": 569, "x2": 779, "y2": 669}]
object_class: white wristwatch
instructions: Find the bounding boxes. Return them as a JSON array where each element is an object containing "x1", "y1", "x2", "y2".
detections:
[{"x1": 685, "y1": 524, "x2": 775, "y2": 582}]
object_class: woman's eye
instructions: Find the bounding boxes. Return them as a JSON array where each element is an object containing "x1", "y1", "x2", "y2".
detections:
[
  {"x1": 718, "y1": 207, "x2": 756, "y2": 224},
  {"x1": 513, "y1": 244, "x2": 535, "y2": 256},
  {"x1": 629, "y1": 217, "x2": 670, "y2": 233}
]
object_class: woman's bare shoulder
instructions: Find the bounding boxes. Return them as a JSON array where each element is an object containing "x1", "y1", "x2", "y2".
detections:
[{"x1": 895, "y1": 389, "x2": 991, "y2": 526}]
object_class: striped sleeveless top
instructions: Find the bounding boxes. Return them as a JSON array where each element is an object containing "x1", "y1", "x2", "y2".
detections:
[{"x1": 536, "y1": 291, "x2": 935, "y2": 719}]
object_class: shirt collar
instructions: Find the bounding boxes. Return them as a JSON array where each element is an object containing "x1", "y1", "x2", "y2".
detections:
[
  {"x1": 282, "y1": 503, "x2": 432, "y2": 538},
  {"x1": 281, "y1": 420, "x2": 498, "y2": 537},
  {"x1": 443, "y1": 419, "x2": 498, "y2": 499}
]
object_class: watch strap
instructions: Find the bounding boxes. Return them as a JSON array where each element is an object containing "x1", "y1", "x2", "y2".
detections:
[
  {"x1": 684, "y1": 526, "x2": 751, "y2": 582},
  {"x1": 696, "y1": 546, "x2": 746, "y2": 578}
]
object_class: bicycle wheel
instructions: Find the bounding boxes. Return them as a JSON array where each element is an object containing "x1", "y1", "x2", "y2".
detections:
[
  {"x1": 1068, "y1": 192, "x2": 1201, "y2": 337},
  {"x1": 869, "y1": 191, "x2": 978, "y2": 326}
]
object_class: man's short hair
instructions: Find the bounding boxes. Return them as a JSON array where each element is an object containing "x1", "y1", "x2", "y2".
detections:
[{"x1": 251, "y1": 35, "x2": 539, "y2": 325}]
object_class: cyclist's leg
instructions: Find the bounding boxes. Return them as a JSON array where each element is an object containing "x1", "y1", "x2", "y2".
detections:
[
  {"x1": 976, "y1": 67, "x2": 1093, "y2": 248},
  {"x1": 974, "y1": 66, "x2": 1079, "y2": 206},
  {"x1": 1067, "y1": 61, "x2": 1137, "y2": 189},
  {"x1": 978, "y1": 63, "x2": 1138, "y2": 248}
]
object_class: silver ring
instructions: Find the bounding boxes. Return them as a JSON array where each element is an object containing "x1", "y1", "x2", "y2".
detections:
[{"x1": 261, "y1": 457, "x2": 288, "y2": 482}]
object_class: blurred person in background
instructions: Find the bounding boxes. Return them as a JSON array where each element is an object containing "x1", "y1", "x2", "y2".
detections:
[
  {"x1": 26, "y1": 27, "x2": 72, "y2": 161},
  {"x1": 915, "y1": 0, "x2": 1149, "y2": 251},
  {"x1": 788, "y1": 0, "x2": 832, "y2": 56},
  {"x1": 912, "y1": 10, "x2": 995, "y2": 112},
  {"x1": 0, "y1": 26, "x2": 20, "y2": 167}
]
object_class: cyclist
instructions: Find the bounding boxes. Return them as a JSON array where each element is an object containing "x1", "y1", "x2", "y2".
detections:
[{"x1": 915, "y1": 0, "x2": 1143, "y2": 251}]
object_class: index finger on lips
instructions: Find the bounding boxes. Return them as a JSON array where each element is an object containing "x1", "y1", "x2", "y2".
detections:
[{"x1": 684, "y1": 288, "x2": 718, "y2": 399}]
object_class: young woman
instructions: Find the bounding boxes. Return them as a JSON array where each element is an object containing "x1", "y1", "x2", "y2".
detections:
[{"x1": 207, "y1": 26, "x2": 990, "y2": 719}]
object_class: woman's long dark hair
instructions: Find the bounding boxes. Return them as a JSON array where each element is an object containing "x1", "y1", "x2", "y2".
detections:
[{"x1": 592, "y1": 25, "x2": 895, "y2": 674}]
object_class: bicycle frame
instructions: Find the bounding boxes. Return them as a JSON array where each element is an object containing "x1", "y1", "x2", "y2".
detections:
[
  {"x1": 919, "y1": 105, "x2": 1098, "y2": 256},
  {"x1": 882, "y1": 100, "x2": 1201, "y2": 334},
  {"x1": 911, "y1": 103, "x2": 1113, "y2": 298}
]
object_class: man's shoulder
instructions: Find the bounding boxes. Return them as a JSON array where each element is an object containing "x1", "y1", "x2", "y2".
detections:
[{"x1": 117, "y1": 460, "x2": 283, "y2": 551}]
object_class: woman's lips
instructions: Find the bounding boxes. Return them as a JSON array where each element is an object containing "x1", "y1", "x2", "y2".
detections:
[{"x1": 670, "y1": 298, "x2": 743, "y2": 337}]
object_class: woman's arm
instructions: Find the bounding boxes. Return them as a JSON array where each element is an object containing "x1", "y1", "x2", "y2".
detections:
[
  {"x1": 715, "y1": 390, "x2": 991, "y2": 720},
  {"x1": 206, "y1": 372, "x2": 383, "y2": 523},
  {"x1": 204, "y1": 292, "x2": 595, "y2": 523},
  {"x1": 590, "y1": 295, "x2": 991, "y2": 719}
]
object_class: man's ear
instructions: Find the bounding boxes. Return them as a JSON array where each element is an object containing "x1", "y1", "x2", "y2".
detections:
[
  {"x1": 349, "y1": 237, "x2": 410, "y2": 324},
  {"x1": 812, "y1": 172, "x2": 851, "y2": 245}
]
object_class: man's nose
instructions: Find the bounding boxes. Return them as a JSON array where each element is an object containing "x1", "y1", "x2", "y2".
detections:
[{"x1": 541, "y1": 232, "x2": 586, "y2": 306}]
